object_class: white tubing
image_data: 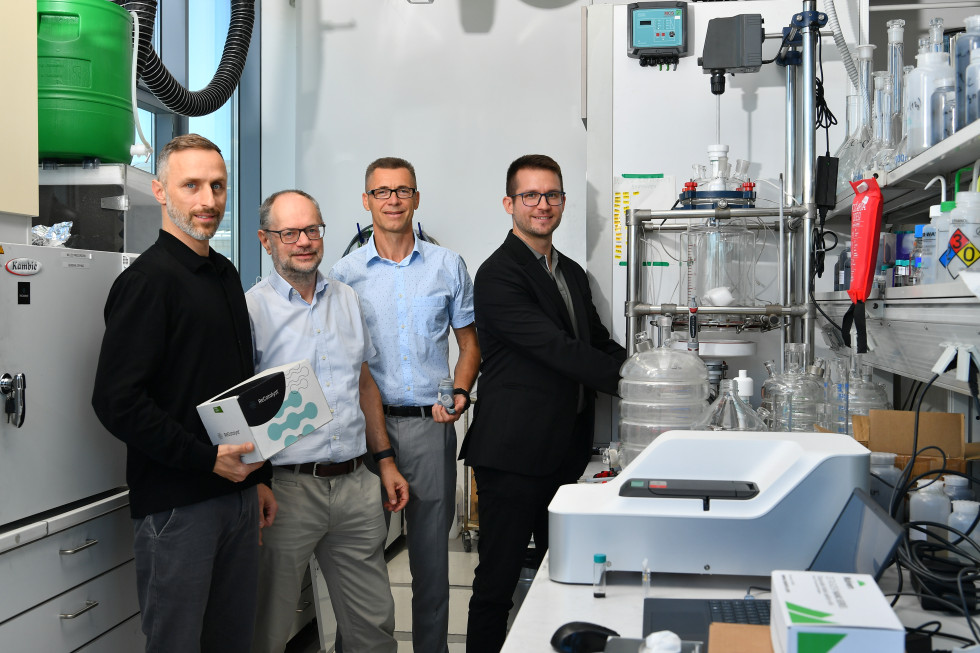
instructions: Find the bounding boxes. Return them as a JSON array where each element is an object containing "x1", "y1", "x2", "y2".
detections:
[
  {"x1": 129, "y1": 11, "x2": 152, "y2": 160},
  {"x1": 824, "y1": 0, "x2": 859, "y2": 92},
  {"x1": 925, "y1": 175, "x2": 947, "y2": 201}
]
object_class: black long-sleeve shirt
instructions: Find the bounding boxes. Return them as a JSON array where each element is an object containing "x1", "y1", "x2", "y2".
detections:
[{"x1": 92, "y1": 230, "x2": 270, "y2": 518}]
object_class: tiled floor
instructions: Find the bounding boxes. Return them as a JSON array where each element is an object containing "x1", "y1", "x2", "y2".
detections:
[{"x1": 286, "y1": 534, "x2": 533, "y2": 653}]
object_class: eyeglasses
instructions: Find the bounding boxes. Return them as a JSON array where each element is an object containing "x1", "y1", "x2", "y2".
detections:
[
  {"x1": 367, "y1": 187, "x2": 417, "y2": 200},
  {"x1": 264, "y1": 224, "x2": 326, "y2": 244},
  {"x1": 512, "y1": 191, "x2": 566, "y2": 207}
]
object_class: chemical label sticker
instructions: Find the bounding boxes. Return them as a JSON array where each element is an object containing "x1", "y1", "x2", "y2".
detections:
[
  {"x1": 940, "y1": 246, "x2": 956, "y2": 268},
  {"x1": 949, "y1": 229, "x2": 970, "y2": 253},
  {"x1": 948, "y1": 229, "x2": 979, "y2": 268}
]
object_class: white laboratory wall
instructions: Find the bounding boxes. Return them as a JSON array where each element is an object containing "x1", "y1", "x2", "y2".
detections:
[{"x1": 260, "y1": 0, "x2": 595, "y2": 280}]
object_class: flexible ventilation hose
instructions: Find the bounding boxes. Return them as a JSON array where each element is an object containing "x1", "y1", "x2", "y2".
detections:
[
  {"x1": 823, "y1": 0, "x2": 859, "y2": 92},
  {"x1": 120, "y1": 0, "x2": 254, "y2": 117}
]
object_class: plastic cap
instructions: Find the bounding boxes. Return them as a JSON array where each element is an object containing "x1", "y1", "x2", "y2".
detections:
[
  {"x1": 945, "y1": 475, "x2": 969, "y2": 487},
  {"x1": 952, "y1": 500, "x2": 980, "y2": 515},
  {"x1": 930, "y1": 204, "x2": 943, "y2": 219},
  {"x1": 915, "y1": 224, "x2": 924, "y2": 237},
  {"x1": 941, "y1": 200, "x2": 957, "y2": 212},
  {"x1": 870, "y1": 451, "x2": 897, "y2": 465},
  {"x1": 917, "y1": 479, "x2": 945, "y2": 491},
  {"x1": 594, "y1": 553, "x2": 607, "y2": 563},
  {"x1": 966, "y1": 15, "x2": 980, "y2": 32},
  {"x1": 856, "y1": 43, "x2": 877, "y2": 59},
  {"x1": 971, "y1": 48, "x2": 980, "y2": 62}
]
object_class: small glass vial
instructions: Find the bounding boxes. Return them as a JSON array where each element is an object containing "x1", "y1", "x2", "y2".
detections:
[
  {"x1": 593, "y1": 553, "x2": 609, "y2": 598},
  {"x1": 437, "y1": 377, "x2": 455, "y2": 414}
]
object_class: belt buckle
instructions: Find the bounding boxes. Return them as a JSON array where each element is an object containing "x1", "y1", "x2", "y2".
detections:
[{"x1": 311, "y1": 462, "x2": 327, "y2": 477}]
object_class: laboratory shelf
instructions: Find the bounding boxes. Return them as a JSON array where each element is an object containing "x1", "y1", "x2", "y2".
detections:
[
  {"x1": 829, "y1": 119, "x2": 980, "y2": 227},
  {"x1": 814, "y1": 278, "x2": 980, "y2": 395}
]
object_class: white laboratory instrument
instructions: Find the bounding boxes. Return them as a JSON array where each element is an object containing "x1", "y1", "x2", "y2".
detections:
[{"x1": 548, "y1": 430, "x2": 869, "y2": 583}]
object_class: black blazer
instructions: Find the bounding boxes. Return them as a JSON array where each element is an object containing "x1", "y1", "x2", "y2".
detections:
[{"x1": 460, "y1": 231, "x2": 627, "y2": 476}]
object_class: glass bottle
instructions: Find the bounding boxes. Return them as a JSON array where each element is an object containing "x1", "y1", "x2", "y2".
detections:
[
  {"x1": 894, "y1": 65, "x2": 915, "y2": 166},
  {"x1": 694, "y1": 378, "x2": 768, "y2": 431},
  {"x1": 771, "y1": 344, "x2": 826, "y2": 432},
  {"x1": 956, "y1": 15, "x2": 980, "y2": 131},
  {"x1": 617, "y1": 317, "x2": 711, "y2": 466},
  {"x1": 757, "y1": 359, "x2": 782, "y2": 428},
  {"x1": 593, "y1": 553, "x2": 609, "y2": 598},
  {"x1": 869, "y1": 72, "x2": 898, "y2": 172},
  {"x1": 847, "y1": 357, "x2": 891, "y2": 434},
  {"x1": 836, "y1": 96, "x2": 864, "y2": 193},
  {"x1": 930, "y1": 77, "x2": 956, "y2": 144},
  {"x1": 849, "y1": 44, "x2": 877, "y2": 182}
]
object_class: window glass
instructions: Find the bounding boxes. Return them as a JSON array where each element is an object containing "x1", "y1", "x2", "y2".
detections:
[
  {"x1": 131, "y1": 107, "x2": 156, "y2": 173},
  {"x1": 187, "y1": 0, "x2": 237, "y2": 265}
]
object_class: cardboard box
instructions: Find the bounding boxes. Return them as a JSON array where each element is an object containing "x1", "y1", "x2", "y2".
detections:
[
  {"x1": 197, "y1": 360, "x2": 331, "y2": 463},
  {"x1": 770, "y1": 570, "x2": 904, "y2": 653},
  {"x1": 708, "y1": 623, "x2": 774, "y2": 653},
  {"x1": 859, "y1": 410, "x2": 979, "y2": 479}
]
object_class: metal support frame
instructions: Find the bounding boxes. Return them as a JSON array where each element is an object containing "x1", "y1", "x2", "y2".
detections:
[{"x1": 623, "y1": 0, "x2": 823, "y2": 361}]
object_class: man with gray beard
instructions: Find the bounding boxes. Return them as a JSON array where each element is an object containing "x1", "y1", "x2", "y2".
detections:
[{"x1": 93, "y1": 134, "x2": 276, "y2": 652}]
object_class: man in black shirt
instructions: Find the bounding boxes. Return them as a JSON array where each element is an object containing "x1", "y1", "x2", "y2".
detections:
[{"x1": 92, "y1": 134, "x2": 276, "y2": 653}]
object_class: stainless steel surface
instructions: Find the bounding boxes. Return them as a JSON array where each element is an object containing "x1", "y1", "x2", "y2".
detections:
[
  {"x1": 631, "y1": 303, "x2": 808, "y2": 317},
  {"x1": 0, "y1": 244, "x2": 128, "y2": 527},
  {"x1": 801, "y1": 0, "x2": 818, "y2": 364},
  {"x1": 632, "y1": 207, "x2": 807, "y2": 221}
]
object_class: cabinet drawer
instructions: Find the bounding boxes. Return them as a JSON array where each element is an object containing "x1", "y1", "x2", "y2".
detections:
[
  {"x1": 0, "y1": 560, "x2": 139, "y2": 653},
  {"x1": 0, "y1": 507, "x2": 133, "y2": 623},
  {"x1": 75, "y1": 613, "x2": 145, "y2": 653}
]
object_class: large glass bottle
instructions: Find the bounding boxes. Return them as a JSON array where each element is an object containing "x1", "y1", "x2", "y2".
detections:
[
  {"x1": 618, "y1": 317, "x2": 711, "y2": 466},
  {"x1": 848, "y1": 44, "x2": 876, "y2": 182},
  {"x1": 894, "y1": 65, "x2": 915, "y2": 166},
  {"x1": 771, "y1": 344, "x2": 826, "y2": 432},
  {"x1": 836, "y1": 96, "x2": 864, "y2": 193},
  {"x1": 694, "y1": 378, "x2": 768, "y2": 431},
  {"x1": 847, "y1": 357, "x2": 891, "y2": 434}
]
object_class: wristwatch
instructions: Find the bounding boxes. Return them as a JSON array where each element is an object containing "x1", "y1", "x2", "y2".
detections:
[{"x1": 452, "y1": 388, "x2": 472, "y2": 412}]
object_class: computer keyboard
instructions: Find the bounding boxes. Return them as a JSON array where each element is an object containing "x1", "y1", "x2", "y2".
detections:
[{"x1": 708, "y1": 599, "x2": 771, "y2": 625}]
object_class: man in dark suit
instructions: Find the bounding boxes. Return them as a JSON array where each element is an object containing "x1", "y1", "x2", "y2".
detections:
[{"x1": 460, "y1": 154, "x2": 627, "y2": 652}]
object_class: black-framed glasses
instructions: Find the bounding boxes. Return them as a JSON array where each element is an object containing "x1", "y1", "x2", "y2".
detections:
[
  {"x1": 367, "y1": 187, "x2": 417, "y2": 200},
  {"x1": 264, "y1": 224, "x2": 326, "y2": 244},
  {"x1": 512, "y1": 191, "x2": 566, "y2": 207}
]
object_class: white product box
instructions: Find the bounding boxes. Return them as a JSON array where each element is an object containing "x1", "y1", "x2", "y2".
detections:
[
  {"x1": 770, "y1": 570, "x2": 904, "y2": 653},
  {"x1": 197, "y1": 360, "x2": 332, "y2": 463}
]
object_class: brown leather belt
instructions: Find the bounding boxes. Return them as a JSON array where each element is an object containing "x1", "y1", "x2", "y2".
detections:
[
  {"x1": 383, "y1": 405, "x2": 433, "y2": 418},
  {"x1": 278, "y1": 456, "x2": 363, "y2": 478}
]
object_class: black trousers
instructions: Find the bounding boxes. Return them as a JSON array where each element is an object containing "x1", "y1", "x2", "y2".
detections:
[{"x1": 466, "y1": 415, "x2": 591, "y2": 653}]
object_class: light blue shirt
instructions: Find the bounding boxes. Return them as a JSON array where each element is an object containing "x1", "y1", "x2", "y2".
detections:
[
  {"x1": 329, "y1": 235, "x2": 475, "y2": 406},
  {"x1": 246, "y1": 269, "x2": 375, "y2": 465}
]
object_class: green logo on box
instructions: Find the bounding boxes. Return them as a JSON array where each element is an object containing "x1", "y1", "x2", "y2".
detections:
[{"x1": 213, "y1": 406, "x2": 223, "y2": 413}]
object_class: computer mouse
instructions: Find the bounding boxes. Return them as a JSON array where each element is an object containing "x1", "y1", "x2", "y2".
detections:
[{"x1": 550, "y1": 620, "x2": 620, "y2": 653}]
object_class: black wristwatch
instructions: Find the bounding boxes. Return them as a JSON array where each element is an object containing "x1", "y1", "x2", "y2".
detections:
[
  {"x1": 372, "y1": 447, "x2": 395, "y2": 463},
  {"x1": 453, "y1": 388, "x2": 472, "y2": 412}
]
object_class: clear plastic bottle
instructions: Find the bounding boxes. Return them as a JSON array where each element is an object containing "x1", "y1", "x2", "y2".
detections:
[
  {"x1": 735, "y1": 369, "x2": 754, "y2": 403},
  {"x1": 771, "y1": 344, "x2": 826, "y2": 432},
  {"x1": 437, "y1": 377, "x2": 456, "y2": 414},
  {"x1": 948, "y1": 500, "x2": 980, "y2": 563},
  {"x1": 870, "y1": 452, "x2": 903, "y2": 513},
  {"x1": 618, "y1": 317, "x2": 711, "y2": 466},
  {"x1": 954, "y1": 15, "x2": 980, "y2": 131},
  {"x1": 966, "y1": 48, "x2": 980, "y2": 126},
  {"x1": 944, "y1": 475, "x2": 975, "y2": 502},
  {"x1": 908, "y1": 37, "x2": 954, "y2": 157},
  {"x1": 930, "y1": 77, "x2": 956, "y2": 144},
  {"x1": 694, "y1": 379, "x2": 768, "y2": 431},
  {"x1": 909, "y1": 478, "x2": 951, "y2": 542}
]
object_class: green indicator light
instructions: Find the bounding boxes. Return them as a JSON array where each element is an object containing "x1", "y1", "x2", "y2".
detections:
[
  {"x1": 622, "y1": 174, "x2": 665, "y2": 179},
  {"x1": 630, "y1": 480, "x2": 644, "y2": 487},
  {"x1": 619, "y1": 261, "x2": 628, "y2": 266}
]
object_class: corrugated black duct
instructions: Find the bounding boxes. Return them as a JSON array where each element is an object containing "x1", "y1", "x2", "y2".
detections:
[{"x1": 121, "y1": 0, "x2": 254, "y2": 117}]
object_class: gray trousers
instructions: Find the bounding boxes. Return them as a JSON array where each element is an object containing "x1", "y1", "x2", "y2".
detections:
[
  {"x1": 383, "y1": 416, "x2": 457, "y2": 653},
  {"x1": 251, "y1": 463, "x2": 396, "y2": 653},
  {"x1": 132, "y1": 487, "x2": 259, "y2": 653}
]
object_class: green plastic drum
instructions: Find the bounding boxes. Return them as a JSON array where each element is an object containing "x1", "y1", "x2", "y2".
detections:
[{"x1": 38, "y1": 0, "x2": 134, "y2": 163}]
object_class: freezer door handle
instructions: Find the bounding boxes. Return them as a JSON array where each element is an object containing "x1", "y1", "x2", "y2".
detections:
[
  {"x1": 59, "y1": 600, "x2": 100, "y2": 619},
  {"x1": 0, "y1": 372, "x2": 26, "y2": 428},
  {"x1": 60, "y1": 539, "x2": 99, "y2": 555}
]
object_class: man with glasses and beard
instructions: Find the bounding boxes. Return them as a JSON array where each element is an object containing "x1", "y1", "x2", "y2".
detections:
[
  {"x1": 247, "y1": 189, "x2": 408, "y2": 653},
  {"x1": 93, "y1": 134, "x2": 275, "y2": 652},
  {"x1": 459, "y1": 154, "x2": 626, "y2": 653}
]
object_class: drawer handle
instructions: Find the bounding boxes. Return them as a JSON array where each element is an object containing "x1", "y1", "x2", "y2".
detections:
[
  {"x1": 60, "y1": 600, "x2": 100, "y2": 619},
  {"x1": 295, "y1": 601, "x2": 312, "y2": 613},
  {"x1": 60, "y1": 539, "x2": 99, "y2": 555}
]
